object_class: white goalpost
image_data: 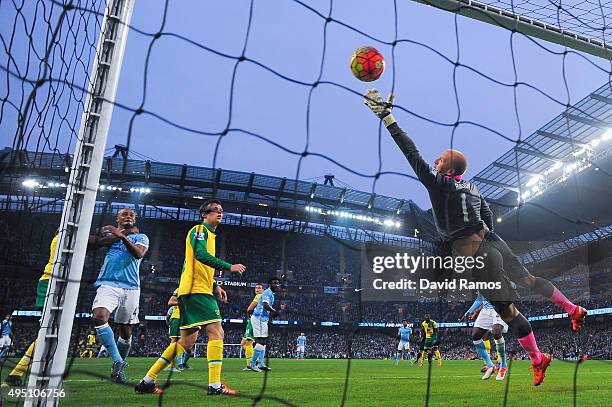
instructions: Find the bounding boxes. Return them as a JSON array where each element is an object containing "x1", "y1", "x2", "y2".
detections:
[{"x1": 25, "y1": 1, "x2": 134, "y2": 405}]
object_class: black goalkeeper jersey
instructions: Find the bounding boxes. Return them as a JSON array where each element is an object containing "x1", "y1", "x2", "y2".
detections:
[{"x1": 387, "y1": 122, "x2": 493, "y2": 242}]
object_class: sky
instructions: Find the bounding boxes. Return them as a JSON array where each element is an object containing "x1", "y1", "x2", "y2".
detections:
[{"x1": 3, "y1": 0, "x2": 611, "y2": 209}]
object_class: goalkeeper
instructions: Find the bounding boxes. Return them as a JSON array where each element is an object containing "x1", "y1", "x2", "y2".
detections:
[{"x1": 364, "y1": 89, "x2": 586, "y2": 386}]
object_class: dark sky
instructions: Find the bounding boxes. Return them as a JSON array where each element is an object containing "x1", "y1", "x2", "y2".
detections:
[{"x1": 5, "y1": 0, "x2": 611, "y2": 209}]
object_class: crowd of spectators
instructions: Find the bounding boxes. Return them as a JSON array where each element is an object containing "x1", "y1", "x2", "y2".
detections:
[
  {"x1": 1, "y1": 211, "x2": 611, "y2": 366},
  {"x1": 3, "y1": 320, "x2": 611, "y2": 362}
]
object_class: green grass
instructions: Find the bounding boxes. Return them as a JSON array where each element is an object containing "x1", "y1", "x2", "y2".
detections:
[{"x1": 24, "y1": 358, "x2": 612, "y2": 406}]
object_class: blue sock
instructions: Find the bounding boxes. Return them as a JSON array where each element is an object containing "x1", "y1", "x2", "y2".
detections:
[
  {"x1": 396, "y1": 352, "x2": 401, "y2": 361},
  {"x1": 474, "y1": 339, "x2": 494, "y2": 368},
  {"x1": 495, "y1": 338, "x2": 507, "y2": 368},
  {"x1": 251, "y1": 347, "x2": 262, "y2": 365},
  {"x1": 117, "y1": 337, "x2": 131, "y2": 360},
  {"x1": 95, "y1": 324, "x2": 122, "y2": 364},
  {"x1": 258, "y1": 345, "x2": 266, "y2": 365}
]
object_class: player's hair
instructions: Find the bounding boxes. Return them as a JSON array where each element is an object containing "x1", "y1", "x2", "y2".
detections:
[
  {"x1": 402, "y1": 319, "x2": 407, "y2": 323},
  {"x1": 256, "y1": 282, "x2": 264, "y2": 287},
  {"x1": 268, "y1": 276, "x2": 281, "y2": 284},
  {"x1": 199, "y1": 199, "x2": 222, "y2": 215}
]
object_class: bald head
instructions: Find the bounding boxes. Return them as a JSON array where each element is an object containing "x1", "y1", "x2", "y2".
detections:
[{"x1": 434, "y1": 149, "x2": 467, "y2": 176}]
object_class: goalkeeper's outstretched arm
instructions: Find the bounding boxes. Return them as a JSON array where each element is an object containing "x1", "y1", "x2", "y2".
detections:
[{"x1": 363, "y1": 89, "x2": 437, "y2": 188}]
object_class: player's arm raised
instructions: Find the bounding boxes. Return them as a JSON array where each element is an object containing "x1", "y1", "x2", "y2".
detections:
[
  {"x1": 88, "y1": 228, "x2": 119, "y2": 248},
  {"x1": 461, "y1": 296, "x2": 484, "y2": 321},
  {"x1": 364, "y1": 89, "x2": 437, "y2": 187},
  {"x1": 101, "y1": 225, "x2": 148, "y2": 259}
]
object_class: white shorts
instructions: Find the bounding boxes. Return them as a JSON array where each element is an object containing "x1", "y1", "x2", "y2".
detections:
[
  {"x1": 297, "y1": 345, "x2": 305, "y2": 353},
  {"x1": 250, "y1": 315, "x2": 269, "y2": 338},
  {"x1": 92, "y1": 285, "x2": 140, "y2": 324},
  {"x1": 397, "y1": 340, "x2": 410, "y2": 351},
  {"x1": 474, "y1": 308, "x2": 508, "y2": 333},
  {"x1": 0, "y1": 336, "x2": 12, "y2": 348}
]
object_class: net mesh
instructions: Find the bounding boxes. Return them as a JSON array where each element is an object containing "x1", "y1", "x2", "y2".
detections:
[
  {"x1": 0, "y1": 0, "x2": 610, "y2": 405},
  {"x1": 479, "y1": 0, "x2": 612, "y2": 44}
]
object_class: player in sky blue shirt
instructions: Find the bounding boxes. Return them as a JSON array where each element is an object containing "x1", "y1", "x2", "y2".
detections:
[
  {"x1": 0, "y1": 315, "x2": 13, "y2": 357},
  {"x1": 396, "y1": 320, "x2": 413, "y2": 365},
  {"x1": 253, "y1": 287, "x2": 276, "y2": 322},
  {"x1": 249, "y1": 277, "x2": 281, "y2": 372},
  {"x1": 461, "y1": 292, "x2": 509, "y2": 380},
  {"x1": 89, "y1": 208, "x2": 149, "y2": 384},
  {"x1": 464, "y1": 293, "x2": 495, "y2": 317},
  {"x1": 95, "y1": 233, "x2": 148, "y2": 289},
  {"x1": 0, "y1": 315, "x2": 11, "y2": 337},
  {"x1": 296, "y1": 333, "x2": 306, "y2": 359}
]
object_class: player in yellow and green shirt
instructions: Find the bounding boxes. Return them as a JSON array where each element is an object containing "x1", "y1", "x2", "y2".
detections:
[
  {"x1": 135, "y1": 200, "x2": 246, "y2": 396},
  {"x1": 80, "y1": 331, "x2": 97, "y2": 359},
  {"x1": 418, "y1": 313, "x2": 442, "y2": 367},
  {"x1": 2, "y1": 231, "x2": 58, "y2": 387},
  {"x1": 241, "y1": 283, "x2": 264, "y2": 370}
]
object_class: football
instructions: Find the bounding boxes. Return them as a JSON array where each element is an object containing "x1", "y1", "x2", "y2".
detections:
[{"x1": 350, "y1": 46, "x2": 385, "y2": 82}]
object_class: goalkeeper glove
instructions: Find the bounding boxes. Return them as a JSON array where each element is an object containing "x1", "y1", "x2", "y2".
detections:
[{"x1": 363, "y1": 89, "x2": 396, "y2": 126}]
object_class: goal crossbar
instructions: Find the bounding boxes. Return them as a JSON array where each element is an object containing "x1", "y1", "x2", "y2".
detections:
[{"x1": 411, "y1": 0, "x2": 612, "y2": 60}]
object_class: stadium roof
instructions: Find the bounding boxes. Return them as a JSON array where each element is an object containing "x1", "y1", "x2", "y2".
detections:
[
  {"x1": 472, "y1": 82, "x2": 612, "y2": 204},
  {"x1": 473, "y1": 82, "x2": 612, "y2": 241},
  {"x1": 0, "y1": 148, "x2": 438, "y2": 241}
]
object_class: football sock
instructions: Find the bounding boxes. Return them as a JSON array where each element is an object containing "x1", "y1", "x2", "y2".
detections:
[
  {"x1": 533, "y1": 278, "x2": 577, "y2": 315},
  {"x1": 434, "y1": 349, "x2": 442, "y2": 361},
  {"x1": 258, "y1": 344, "x2": 267, "y2": 365},
  {"x1": 508, "y1": 313, "x2": 543, "y2": 366},
  {"x1": 117, "y1": 336, "x2": 132, "y2": 360},
  {"x1": 244, "y1": 344, "x2": 254, "y2": 366},
  {"x1": 474, "y1": 339, "x2": 494, "y2": 368},
  {"x1": 495, "y1": 338, "x2": 507, "y2": 368},
  {"x1": 10, "y1": 340, "x2": 36, "y2": 377},
  {"x1": 207, "y1": 340, "x2": 223, "y2": 388},
  {"x1": 251, "y1": 344, "x2": 263, "y2": 366},
  {"x1": 517, "y1": 332, "x2": 543, "y2": 366},
  {"x1": 144, "y1": 341, "x2": 185, "y2": 382},
  {"x1": 95, "y1": 324, "x2": 122, "y2": 364},
  {"x1": 551, "y1": 287, "x2": 578, "y2": 315}
]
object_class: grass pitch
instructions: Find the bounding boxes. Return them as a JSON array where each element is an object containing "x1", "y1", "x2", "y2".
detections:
[{"x1": 23, "y1": 358, "x2": 612, "y2": 406}]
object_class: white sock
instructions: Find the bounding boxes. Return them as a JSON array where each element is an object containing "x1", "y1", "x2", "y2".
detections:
[
  {"x1": 143, "y1": 375, "x2": 154, "y2": 384},
  {"x1": 210, "y1": 381, "x2": 221, "y2": 389}
]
